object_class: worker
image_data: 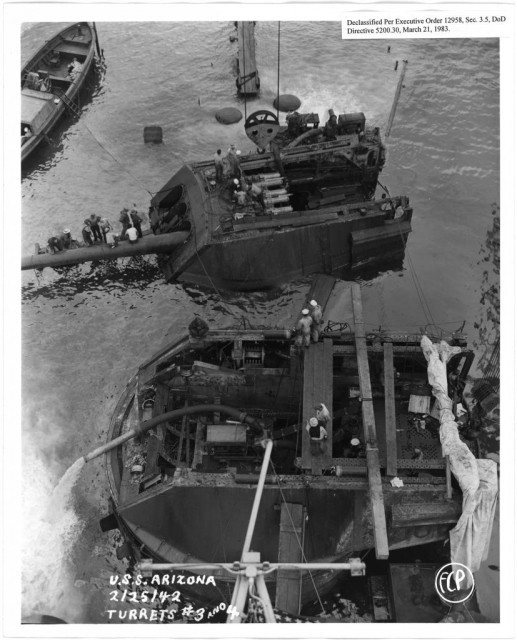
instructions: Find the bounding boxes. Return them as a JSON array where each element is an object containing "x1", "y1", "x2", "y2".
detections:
[
  {"x1": 309, "y1": 299, "x2": 323, "y2": 342},
  {"x1": 58, "y1": 228, "x2": 74, "y2": 249},
  {"x1": 47, "y1": 236, "x2": 63, "y2": 254},
  {"x1": 227, "y1": 144, "x2": 241, "y2": 178},
  {"x1": 349, "y1": 437, "x2": 362, "y2": 458},
  {"x1": 325, "y1": 113, "x2": 338, "y2": 140},
  {"x1": 21, "y1": 127, "x2": 33, "y2": 144},
  {"x1": 89, "y1": 214, "x2": 103, "y2": 242},
  {"x1": 380, "y1": 193, "x2": 391, "y2": 211},
  {"x1": 213, "y1": 149, "x2": 224, "y2": 182},
  {"x1": 295, "y1": 309, "x2": 312, "y2": 348},
  {"x1": 248, "y1": 182, "x2": 265, "y2": 209},
  {"x1": 306, "y1": 416, "x2": 328, "y2": 455},
  {"x1": 126, "y1": 225, "x2": 138, "y2": 243},
  {"x1": 129, "y1": 207, "x2": 143, "y2": 237},
  {"x1": 120, "y1": 207, "x2": 143, "y2": 239},
  {"x1": 106, "y1": 227, "x2": 118, "y2": 248},
  {"x1": 67, "y1": 57, "x2": 83, "y2": 80},
  {"x1": 315, "y1": 402, "x2": 331, "y2": 426},
  {"x1": 81, "y1": 220, "x2": 93, "y2": 246},
  {"x1": 119, "y1": 209, "x2": 131, "y2": 237},
  {"x1": 98, "y1": 217, "x2": 111, "y2": 243},
  {"x1": 394, "y1": 202, "x2": 405, "y2": 219},
  {"x1": 233, "y1": 186, "x2": 248, "y2": 207}
]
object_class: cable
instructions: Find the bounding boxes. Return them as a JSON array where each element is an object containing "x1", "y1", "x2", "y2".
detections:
[
  {"x1": 276, "y1": 22, "x2": 281, "y2": 121},
  {"x1": 78, "y1": 120, "x2": 153, "y2": 197}
]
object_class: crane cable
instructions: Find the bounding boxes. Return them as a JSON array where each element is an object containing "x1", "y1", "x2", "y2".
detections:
[
  {"x1": 377, "y1": 180, "x2": 436, "y2": 327},
  {"x1": 276, "y1": 22, "x2": 281, "y2": 121}
]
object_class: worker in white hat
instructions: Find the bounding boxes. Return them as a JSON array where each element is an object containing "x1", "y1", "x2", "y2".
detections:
[
  {"x1": 295, "y1": 309, "x2": 313, "y2": 348},
  {"x1": 309, "y1": 299, "x2": 323, "y2": 343},
  {"x1": 58, "y1": 227, "x2": 73, "y2": 249},
  {"x1": 306, "y1": 415, "x2": 328, "y2": 455},
  {"x1": 349, "y1": 437, "x2": 362, "y2": 458},
  {"x1": 315, "y1": 402, "x2": 331, "y2": 426}
]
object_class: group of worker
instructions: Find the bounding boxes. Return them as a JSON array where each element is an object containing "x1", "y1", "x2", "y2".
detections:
[
  {"x1": 231, "y1": 177, "x2": 265, "y2": 210},
  {"x1": 295, "y1": 299, "x2": 323, "y2": 348},
  {"x1": 213, "y1": 144, "x2": 242, "y2": 183},
  {"x1": 305, "y1": 402, "x2": 331, "y2": 455},
  {"x1": 46, "y1": 207, "x2": 144, "y2": 254},
  {"x1": 213, "y1": 145, "x2": 268, "y2": 213},
  {"x1": 380, "y1": 193, "x2": 405, "y2": 220},
  {"x1": 306, "y1": 401, "x2": 365, "y2": 458}
]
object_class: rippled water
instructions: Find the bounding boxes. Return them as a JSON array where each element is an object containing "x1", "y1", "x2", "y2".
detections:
[{"x1": 20, "y1": 23, "x2": 499, "y2": 623}]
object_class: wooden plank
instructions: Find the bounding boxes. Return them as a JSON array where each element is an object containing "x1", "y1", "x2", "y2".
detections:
[
  {"x1": 366, "y1": 448, "x2": 389, "y2": 559},
  {"x1": 301, "y1": 342, "x2": 333, "y2": 474},
  {"x1": 322, "y1": 338, "x2": 334, "y2": 468},
  {"x1": 391, "y1": 501, "x2": 461, "y2": 528},
  {"x1": 307, "y1": 274, "x2": 336, "y2": 312},
  {"x1": 275, "y1": 503, "x2": 305, "y2": 614},
  {"x1": 383, "y1": 343, "x2": 397, "y2": 477},
  {"x1": 351, "y1": 283, "x2": 389, "y2": 560},
  {"x1": 351, "y1": 285, "x2": 376, "y2": 444},
  {"x1": 236, "y1": 22, "x2": 260, "y2": 95}
]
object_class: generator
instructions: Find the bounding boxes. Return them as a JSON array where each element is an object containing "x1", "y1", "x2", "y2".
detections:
[{"x1": 206, "y1": 423, "x2": 249, "y2": 459}]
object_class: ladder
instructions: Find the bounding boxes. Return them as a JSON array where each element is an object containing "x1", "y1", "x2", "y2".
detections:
[{"x1": 57, "y1": 91, "x2": 81, "y2": 117}]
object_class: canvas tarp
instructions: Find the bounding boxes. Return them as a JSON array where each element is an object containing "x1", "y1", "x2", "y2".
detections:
[
  {"x1": 21, "y1": 88, "x2": 55, "y2": 133},
  {"x1": 420, "y1": 336, "x2": 498, "y2": 583}
]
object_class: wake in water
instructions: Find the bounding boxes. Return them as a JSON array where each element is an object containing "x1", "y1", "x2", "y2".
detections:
[{"x1": 22, "y1": 452, "x2": 87, "y2": 622}]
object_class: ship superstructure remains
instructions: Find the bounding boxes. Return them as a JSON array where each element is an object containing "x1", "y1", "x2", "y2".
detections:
[
  {"x1": 150, "y1": 110, "x2": 412, "y2": 290},
  {"x1": 100, "y1": 283, "x2": 479, "y2": 614}
]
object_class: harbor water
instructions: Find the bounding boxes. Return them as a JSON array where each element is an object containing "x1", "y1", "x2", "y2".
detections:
[{"x1": 20, "y1": 22, "x2": 499, "y2": 623}]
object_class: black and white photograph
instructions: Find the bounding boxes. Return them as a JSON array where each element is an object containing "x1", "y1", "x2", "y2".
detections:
[{"x1": 3, "y1": 2, "x2": 514, "y2": 636}]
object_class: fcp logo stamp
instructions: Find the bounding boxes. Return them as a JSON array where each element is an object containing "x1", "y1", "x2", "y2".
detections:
[{"x1": 434, "y1": 562, "x2": 475, "y2": 604}]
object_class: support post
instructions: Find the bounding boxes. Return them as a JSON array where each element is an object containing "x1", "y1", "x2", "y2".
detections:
[
  {"x1": 241, "y1": 439, "x2": 274, "y2": 557},
  {"x1": 386, "y1": 60, "x2": 408, "y2": 137}
]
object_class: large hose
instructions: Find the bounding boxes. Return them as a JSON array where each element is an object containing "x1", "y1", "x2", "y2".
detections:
[
  {"x1": 21, "y1": 231, "x2": 189, "y2": 271},
  {"x1": 83, "y1": 404, "x2": 264, "y2": 463},
  {"x1": 285, "y1": 127, "x2": 325, "y2": 148}
]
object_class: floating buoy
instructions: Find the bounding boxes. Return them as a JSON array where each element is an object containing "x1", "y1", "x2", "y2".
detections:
[
  {"x1": 215, "y1": 107, "x2": 243, "y2": 125},
  {"x1": 144, "y1": 126, "x2": 163, "y2": 143},
  {"x1": 273, "y1": 94, "x2": 301, "y2": 112}
]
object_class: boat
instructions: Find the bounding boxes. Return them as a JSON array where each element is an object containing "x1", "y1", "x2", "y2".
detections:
[
  {"x1": 21, "y1": 22, "x2": 98, "y2": 162},
  {"x1": 87, "y1": 281, "x2": 496, "y2": 618},
  {"x1": 149, "y1": 109, "x2": 413, "y2": 291}
]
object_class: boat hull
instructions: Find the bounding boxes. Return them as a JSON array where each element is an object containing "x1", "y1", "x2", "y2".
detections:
[
  {"x1": 21, "y1": 22, "x2": 97, "y2": 162},
  {"x1": 161, "y1": 214, "x2": 412, "y2": 291}
]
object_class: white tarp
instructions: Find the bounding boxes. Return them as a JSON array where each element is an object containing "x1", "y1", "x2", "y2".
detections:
[{"x1": 420, "y1": 336, "x2": 498, "y2": 581}]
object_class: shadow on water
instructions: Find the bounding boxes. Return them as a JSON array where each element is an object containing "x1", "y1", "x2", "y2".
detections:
[{"x1": 22, "y1": 256, "x2": 163, "y2": 302}]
